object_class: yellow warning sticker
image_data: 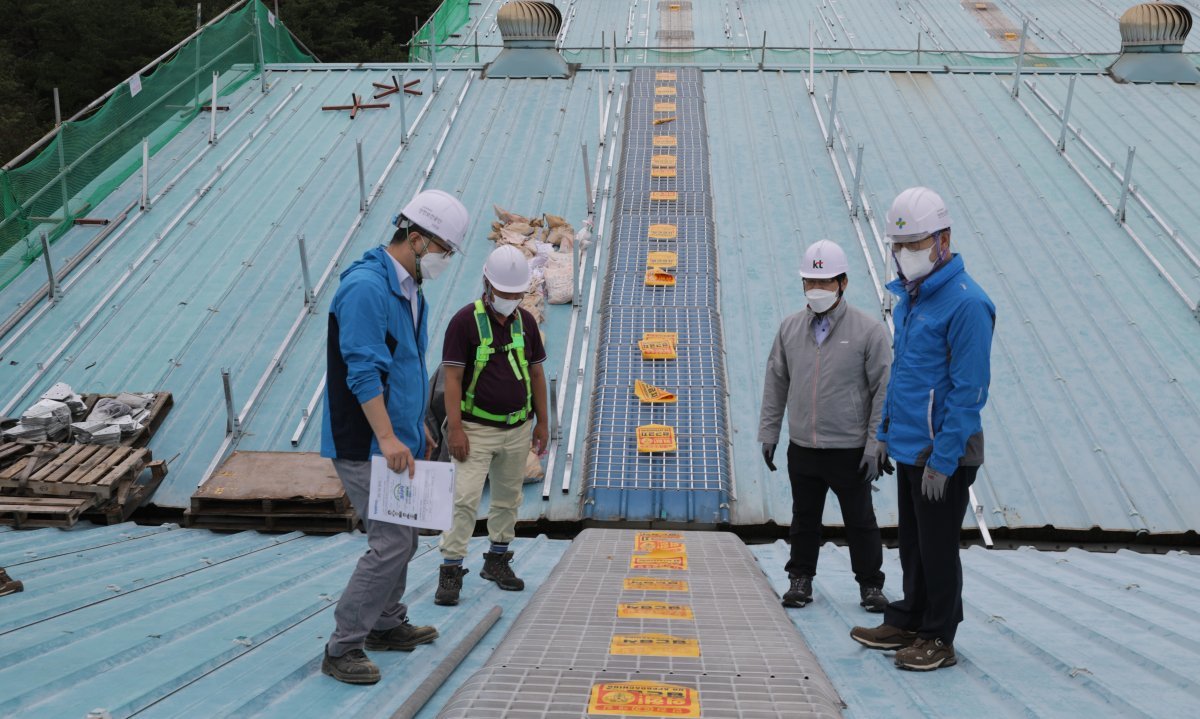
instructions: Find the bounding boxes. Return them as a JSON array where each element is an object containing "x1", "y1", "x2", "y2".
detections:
[
  {"x1": 638, "y1": 531, "x2": 684, "y2": 541},
  {"x1": 645, "y1": 269, "x2": 676, "y2": 287},
  {"x1": 650, "y1": 167, "x2": 676, "y2": 178},
  {"x1": 588, "y1": 681, "x2": 701, "y2": 717},
  {"x1": 624, "y1": 576, "x2": 689, "y2": 592},
  {"x1": 648, "y1": 224, "x2": 678, "y2": 239},
  {"x1": 650, "y1": 190, "x2": 677, "y2": 201},
  {"x1": 642, "y1": 332, "x2": 679, "y2": 345},
  {"x1": 652, "y1": 135, "x2": 678, "y2": 147},
  {"x1": 656, "y1": 72, "x2": 677, "y2": 81},
  {"x1": 611, "y1": 634, "x2": 700, "y2": 657},
  {"x1": 655, "y1": 85, "x2": 677, "y2": 96},
  {"x1": 636, "y1": 425, "x2": 678, "y2": 454},
  {"x1": 630, "y1": 551, "x2": 689, "y2": 570},
  {"x1": 650, "y1": 154, "x2": 677, "y2": 168},
  {"x1": 639, "y1": 339, "x2": 677, "y2": 360},
  {"x1": 653, "y1": 102, "x2": 676, "y2": 113},
  {"x1": 617, "y1": 601, "x2": 694, "y2": 619},
  {"x1": 636, "y1": 538, "x2": 687, "y2": 554},
  {"x1": 633, "y1": 380, "x2": 677, "y2": 404},
  {"x1": 646, "y1": 251, "x2": 677, "y2": 268}
]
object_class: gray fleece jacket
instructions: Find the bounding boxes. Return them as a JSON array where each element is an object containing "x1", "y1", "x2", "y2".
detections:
[{"x1": 758, "y1": 299, "x2": 892, "y2": 453}]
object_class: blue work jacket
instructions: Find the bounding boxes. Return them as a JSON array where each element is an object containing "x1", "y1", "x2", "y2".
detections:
[
  {"x1": 321, "y1": 246, "x2": 428, "y2": 461},
  {"x1": 878, "y1": 254, "x2": 995, "y2": 476}
]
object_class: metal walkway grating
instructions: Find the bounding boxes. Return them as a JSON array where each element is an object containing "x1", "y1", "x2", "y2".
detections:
[
  {"x1": 583, "y1": 67, "x2": 733, "y2": 524},
  {"x1": 437, "y1": 529, "x2": 844, "y2": 718}
]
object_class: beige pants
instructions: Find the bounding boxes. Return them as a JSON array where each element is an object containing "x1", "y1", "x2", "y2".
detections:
[{"x1": 439, "y1": 420, "x2": 530, "y2": 560}]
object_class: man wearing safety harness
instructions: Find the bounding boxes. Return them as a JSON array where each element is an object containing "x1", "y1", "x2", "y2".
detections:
[
  {"x1": 759, "y1": 240, "x2": 893, "y2": 613},
  {"x1": 851, "y1": 187, "x2": 995, "y2": 671},
  {"x1": 320, "y1": 189, "x2": 469, "y2": 685},
  {"x1": 436, "y1": 244, "x2": 549, "y2": 605}
]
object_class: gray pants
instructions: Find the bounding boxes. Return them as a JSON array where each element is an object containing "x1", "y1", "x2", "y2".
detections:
[{"x1": 326, "y1": 459, "x2": 419, "y2": 657}]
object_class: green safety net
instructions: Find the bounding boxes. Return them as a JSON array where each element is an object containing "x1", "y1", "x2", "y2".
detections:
[
  {"x1": 408, "y1": 0, "x2": 471, "y2": 62},
  {"x1": 0, "y1": 0, "x2": 311, "y2": 290}
]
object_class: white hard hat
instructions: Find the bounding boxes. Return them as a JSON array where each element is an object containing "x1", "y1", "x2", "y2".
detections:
[
  {"x1": 483, "y1": 245, "x2": 531, "y2": 293},
  {"x1": 885, "y1": 186, "x2": 951, "y2": 243},
  {"x1": 800, "y1": 240, "x2": 849, "y2": 279},
  {"x1": 397, "y1": 189, "x2": 470, "y2": 252}
]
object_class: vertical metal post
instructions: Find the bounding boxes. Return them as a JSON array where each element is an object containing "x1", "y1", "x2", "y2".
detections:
[
  {"x1": 808, "y1": 21, "x2": 815, "y2": 94},
  {"x1": 1117, "y1": 146, "x2": 1136, "y2": 223},
  {"x1": 917, "y1": 32, "x2": 922, "y2": 66},
  {"x1": 194, "y1": 7, "x2": 202, "y2": 111},
  {"x1": 850, "y1": 144, "x2": 865, "y2": 217},
  {"x1": 140, "y1": 138, "x2": 150, "y2": 211},
  {"x1": 474, "y1": 31, "x2": 480, "y2": 63},
  {"x1": 430, "y1": 17, "x2": 439, "y2": 79},
  {"x1": 209, "y1": 72, "x2": 218, "y2": 144},
  {"x1": 254, "y1": 7, "x2": 267, "y2": 93},
  {"x1": 550, "y1": 376, "x2": 560, "y2": 441},
  {"x1": 222, "y1": 369, "x2": 240, "y2": 436},
  {"x1": 196, "y1": 3, "x2": 201, "y2": 29},
  {"x1": 40, "y1": 233, "x2": 59, "y2": 304},
  {"x1": 1057, "y1": 74, "x2": 1077, "y2": 153},
  {"x1": 581, "y1": 143, "x2": 594, "y2": 215},
  {"x1": 356, "y1": 140, "x2": 367, "y2": 211},
  {"x1": 298, "y1": 234, "x2": 315, "y2": 308},
  {"x1": 759, "y1": 31, "x2": 767, "y2": 70},
  {"x1": 53, "y1": 88, "x2": 69, "y2": 222},
  {"x1": 825, "y1": 72, "x2": 840, "y2": 148},
  {"x1": 273, "y1": 0, "x2": 281, "y2": 57},
  {"x1": 1011, "y1": 19, "x2": 1029, "y2": 98},
  {"x1": 400, "y1": 86, "x2": 409, "y2": 144},
  {"x1": 598, "y1": 83, "x2": 605, "y2": 145}
]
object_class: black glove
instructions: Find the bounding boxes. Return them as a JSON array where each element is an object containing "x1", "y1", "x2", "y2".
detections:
[{"x1": 762, "y1": 443, "x2": 777, "y2": 472}]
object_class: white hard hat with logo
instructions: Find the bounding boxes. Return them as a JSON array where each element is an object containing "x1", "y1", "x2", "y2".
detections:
[
  {"x1": 800, "y1": 239, "x2": 849, "y2": 279},
  {"x1": 484, "y1": 245, "x2": 531, "y2": 293},
  {"x1": 886, "y1": 186, "x2": 951, "y2": 243},
  {"x1": 396, "y1": 189, "x2": 470, "y2": 252}
]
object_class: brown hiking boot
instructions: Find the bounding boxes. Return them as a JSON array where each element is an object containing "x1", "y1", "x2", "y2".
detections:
[
  {"x1": 321, "y1": 648, "x2": 380, "y2": 685},
  {"x1": 364, "y1": 618, "x2": 438, "y2": 651},
  {"x1": 850, "y1": 623, "x2": 918, "y2": 650},
  {"x1": 894, "y1": 637, "x2": 957, "y2": 671},
  {"x1": 0, "y1": 569, "x2": 22, "y2": 597}
]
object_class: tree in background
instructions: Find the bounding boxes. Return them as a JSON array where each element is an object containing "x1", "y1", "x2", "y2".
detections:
[{"x1": 0, "y1": 0, "x2": 440, "y2": 163}]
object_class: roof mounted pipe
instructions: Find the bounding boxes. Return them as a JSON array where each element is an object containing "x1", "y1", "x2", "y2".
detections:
[
  {"x1": 485, "y1": 1, "x2": 572, "y2": 78},
  {"x1": 1109, "y1": 3, "x2": 1200, "y2": 83}
]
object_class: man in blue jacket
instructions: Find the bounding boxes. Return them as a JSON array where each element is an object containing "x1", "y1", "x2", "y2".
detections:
[
  {"x1": 850, "y1": 187, "x2": 995, "y2": 672},
  {"x1": 320, "y1": 189, "x2": 470, "y2": 685}
]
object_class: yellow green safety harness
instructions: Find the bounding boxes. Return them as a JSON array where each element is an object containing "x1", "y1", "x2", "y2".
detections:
[{"x1": 461, "y1": 299, "x2": 532, "y2": 424}]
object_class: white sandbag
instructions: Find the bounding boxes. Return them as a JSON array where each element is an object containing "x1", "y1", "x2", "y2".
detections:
[
  {"x1": 520, "y1": 290, "x2": 547, "y2": 325},
  {"x1": 544, "y1": 252, "x2": 574, "y2": 304},
  {"x1": 524, "y1": 449, "x2": 545, "y2": 481}
]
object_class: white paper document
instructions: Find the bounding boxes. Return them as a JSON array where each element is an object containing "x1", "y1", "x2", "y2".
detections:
[{"x1": 368, "y1": 457, "x2": 455, "y2": 531}]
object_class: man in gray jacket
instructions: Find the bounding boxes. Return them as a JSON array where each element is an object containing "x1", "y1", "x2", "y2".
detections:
[{"x1": 759, "y1": 240, "x2": 892, "y2": 612}]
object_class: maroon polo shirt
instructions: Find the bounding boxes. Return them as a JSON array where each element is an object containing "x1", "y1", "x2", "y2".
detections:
[{"x1": 442, "y1": 301, "x2": 546, "y2": 428}]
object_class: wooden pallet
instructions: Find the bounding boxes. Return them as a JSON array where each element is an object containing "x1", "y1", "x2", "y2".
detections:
[
  {"x1": 80, "y1": 392, "x2": 173, "y2": 447},
  {"x1": 183, "y1": 510, "x2": 358, "y2": 534},
  {"x1": 0, "y1": 497, "x2": 93, "y2": 528},
  {"x1": 0, "y1": 445, "x2": 158, "y2": 500}
]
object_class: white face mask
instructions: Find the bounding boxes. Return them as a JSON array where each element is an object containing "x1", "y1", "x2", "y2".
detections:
[
  {"x1": 805, "y1": 288, "x2": 838, "y2": 314},
  {"x1": 490, "y1": 296, "x2": 521, "y2": 317},
  {"x1": 418, "y1": 247, "x2": 451, "y2": 281},
  {"x1": 895, "y1": 245, "x2": 936, "y2": 282}
]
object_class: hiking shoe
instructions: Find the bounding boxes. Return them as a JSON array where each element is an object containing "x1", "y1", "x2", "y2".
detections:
[
  {"x1": 480, "y1": 551, "x2": 525, "y2": 591},
  {"x1": 781, "y1": 575, "x2": 813, "y2": 608},
  {"x1": 321, "y1": 648, "x2": 380, "y2": 685},
  {"x1": 0, "y1": 569, "x2": 22, "y2": 597},
  {"x1": 859, "y1": 585, "x2": 888, "y2": 613},
  {"x1": 894, "y1": 637, "x2": 957, "y2": 671},
  {"x1": 850, "y1": 623, "x2": 918, "y2": 650},
  {"x1": 434, "y1": 564, "x2": 469, "y2": 606},
  {"x1": 364, "y1": 618, "x2": 439, "y2": 651}
]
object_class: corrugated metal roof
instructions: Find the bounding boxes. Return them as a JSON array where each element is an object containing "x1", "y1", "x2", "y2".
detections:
[
  {"x1": 0, "y1": 522, "x2": 569, "y2": 718},
  {"x1": 752, "y1": 541, "x2": 1200, "y2": 718},
  {"x1": 717, "y1": 69, "x2": 1200, "y2": 534}
]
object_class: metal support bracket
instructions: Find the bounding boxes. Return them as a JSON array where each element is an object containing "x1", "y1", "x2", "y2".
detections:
[
  {"x1": 222, "y1": 368, "x2": 241, "y2": 437},
  {"x1": 1117, "y1": 146, "x2": 1136, "y2": 224}
]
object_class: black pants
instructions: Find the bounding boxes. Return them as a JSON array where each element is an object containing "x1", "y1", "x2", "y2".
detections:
[
  {"x1": 884, "y1": 462, "x2": 978, "y2": 644},
  {"x1": 785, "y1": 443, "x2": 885, "y2": 588}
]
